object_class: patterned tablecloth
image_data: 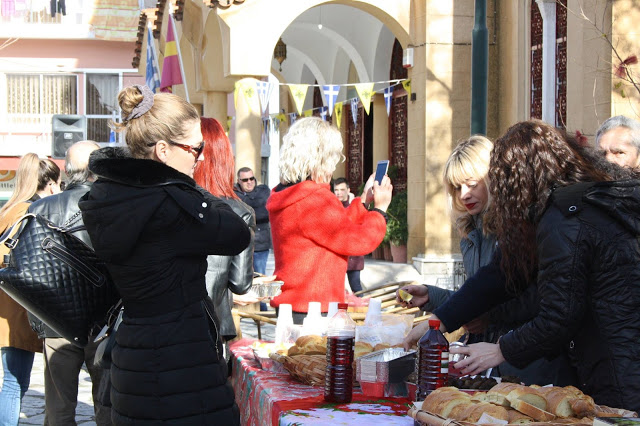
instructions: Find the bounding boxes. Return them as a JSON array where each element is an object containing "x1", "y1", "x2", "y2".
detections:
[{"x1": 230, "y1": 338, "x2": 413, "y2": 426}]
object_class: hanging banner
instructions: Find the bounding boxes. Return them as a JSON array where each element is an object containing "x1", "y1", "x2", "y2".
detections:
[
  {"x1": 384, "y1": 86, "x2": 393, "y2": 117},
  {"x1": 303, "y1": 110, "x2": 313, "y2": 118},
  {"x1": 226, "y1": 116, "x2": 233, "y2": 132},
  {"x1": 233, "y1": 80, "x2": 260, "y2": 114},
  {"x1": 350, "y1": 98, "x2": 359, "y2": 126},
  {"x1": 320, "y1": 106, "x2": 328, "y2": 121},
  {"x1": 402, "y1": 79, "x2": 411, "y2": 95},
  {"x1": 322, "y1": 85, "x2": 340, "y2": 116},
  {"x1": 277, "y1": 113, "x2": 287, "y2": 122},
  {"x1": 334, "y1": 101, "x2": 343, "y2": 129},
  {"x1": 289, "y1": 112, "x2": 297, "y2": 126},
  {"x1": 257, "y1": 81, "x2": 274, "y2": 115},
  {"x1": 289, "y1": 84, "x2": 308, "y2": 115},
  {"x1": 355, "y1": 83, "x2": 374, "y2": 115}
]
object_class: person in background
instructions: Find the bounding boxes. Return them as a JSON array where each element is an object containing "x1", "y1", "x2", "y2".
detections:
[
  {"x1": 333, "y1": 177, "x2": 364, "y2": 294},
  {"x1": 595, "y1": 115, "x2": 640, "y2": 168},
  {"x1": 79, "y1": 85, "x2": 250, "y2": 424},
  {"x1": 447, "y1": 121, "x2": 640, "y2": 412},
  {"x1": 267, "y1": 117, "x2": 392, "y2": 324},
  {"x1": 0, "y1": 154, "x2": 61, "y2": 425},
  {"x1": 234, "y1": 166, "x2": 272, "y2": 311},
  {"x1": 194, "y1": 117, "x2": 255, "y2": 359},
  {"x1": 27, "y1": 141, "x2": 112, "y2": 425}
]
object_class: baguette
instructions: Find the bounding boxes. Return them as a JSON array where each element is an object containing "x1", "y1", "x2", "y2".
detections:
[
  {"x1": 510, "y1": 399, "x2": 557, "y2": 422},
  {"x1": 421, "y1": 387, "x2": 471, "y2": 418},
  {"x1": 458, "y1": 402, "x2": 509, "y2": 423},
  {"x1": 487, "y1": 383, "x2": 523, "y2": 407},
  {"x1": 354, "y1": 342, "x2": 373, "y2": 358},
  {"x1": 507, "y1": 408, "x2": 534, "y2": 424}
]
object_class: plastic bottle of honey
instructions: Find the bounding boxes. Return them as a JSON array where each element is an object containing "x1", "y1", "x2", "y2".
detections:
[
  {"x1": 416, "y1": 318, "x2": 449, "y2": 401},
  {"x1": 324, "y1": 302, "x2": 355, "y2": 403}
]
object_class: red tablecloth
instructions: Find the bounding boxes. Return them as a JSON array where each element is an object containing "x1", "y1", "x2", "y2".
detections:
[{"x1": 230, "y1": 338, "x2": 413, "y2": 426}]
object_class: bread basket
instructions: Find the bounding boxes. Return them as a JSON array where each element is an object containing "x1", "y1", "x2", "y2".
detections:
[{"x1": 269, "y1": 353, "x2": 327, "y2": 386}]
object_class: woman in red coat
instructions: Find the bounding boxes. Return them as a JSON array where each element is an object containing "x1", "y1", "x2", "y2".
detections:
[{"x1": 267, "y1": 117, "x2": 392, "y2": 324}]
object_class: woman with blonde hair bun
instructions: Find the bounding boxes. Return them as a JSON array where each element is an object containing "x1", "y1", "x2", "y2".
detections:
[
  {"x1": 267, "y1": 117, "x2": 393, "y2": 324},
  {"x1": 79, "y1": 85, "x2": 250, "y2": 424},
  {"x1": 0, "y1": 153, "x2": 61, "y2": 425}
]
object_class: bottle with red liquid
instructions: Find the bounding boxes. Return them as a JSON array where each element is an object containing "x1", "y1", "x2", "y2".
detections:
[
  {"x1": 324, "y1": 302, "x2": 356, "y2": 403},
  {"x1": 416, "y1": 318, "x2": 449, "y2": 401}
]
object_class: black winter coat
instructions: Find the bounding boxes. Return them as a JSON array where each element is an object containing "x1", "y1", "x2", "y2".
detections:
[
  {"x1": 235, "y1": 183, "x2": 271, "y2": 251},
  {"x1": 27, "y1": 182, "x2": 95, "y2": 339},
  {"x1": 205, "y1": 197, "x2": 255, "y2": 340},
  {"x1": 499, "y1": 181, "x2": 640, "y2": 412},
  {"x1": 79, "y1": 147, "x2": 250, "y2": 425}
]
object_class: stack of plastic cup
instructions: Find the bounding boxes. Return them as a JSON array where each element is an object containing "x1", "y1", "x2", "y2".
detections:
[
  {"x1": 302, "y1": 302, "x2": 325, "y2": 336},
  {"x1": 327, "y1": 302, "x2": 339, "y2": 319},
  {"x1": 275, "y1": 304, "x2": 293, "y2": 345},
  {"x1": 364, "y1": 298, "x2": 382, "y2": 325}
]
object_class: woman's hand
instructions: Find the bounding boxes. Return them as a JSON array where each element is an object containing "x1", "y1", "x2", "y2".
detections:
[
  {"x1": 373, "y1": 175, "x2": 393, "y2": 212},
  {"x1": 403, "y1": 321, "x2": 429, "y2": 351},
  {"x1": 395, "y1": 284, "x2": 429, "y2": 308},
  {"x1": 360, "y1": 173, "x2": 375, "y2": 205},
  {"x1": 449, "y1": 342, "x2": 504, "y2": 376}
]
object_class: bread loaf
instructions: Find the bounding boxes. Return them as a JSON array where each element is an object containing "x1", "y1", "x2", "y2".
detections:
[
  {"x1": 510, "y1": 399, "x2": 557, "y2": 422},
  {"x1": 354, "y1": 341, "x2": 373, "y2": 358},
  {"x1": 421, "y1": 387, "x2": 471, "y2": 418},
  {"x1": 507, "y1": 408, "x2": 534, "y2": 424},
  {"x1": 534, "y1": 386, "x2": 596, "y2": 418},
  {"x1": 287, "y1": 335, "x2": 326, "y2": 356},
  {"x1": 457, "y1": 402, "x2": 509, "y2": 423}
]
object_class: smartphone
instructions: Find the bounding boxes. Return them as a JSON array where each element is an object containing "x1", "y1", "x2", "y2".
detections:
[{"x1": 374, "y1": 160, "x2": 389, "y2": 184}]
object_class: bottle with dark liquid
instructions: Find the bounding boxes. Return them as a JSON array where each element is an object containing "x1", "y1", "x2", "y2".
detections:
[
  {"x1": 416, "y1": 318, "x2": 449, "y2": 401},
  {"x1": 324, "y1": 302, "x2": 356, "y2": 403}
]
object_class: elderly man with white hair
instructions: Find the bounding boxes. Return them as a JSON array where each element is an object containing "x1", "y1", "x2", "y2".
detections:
[{"x1": 595, "y1": 115, "x2": 640, "y2": 168}]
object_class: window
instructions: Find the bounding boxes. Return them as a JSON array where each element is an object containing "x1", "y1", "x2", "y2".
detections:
[
  {"x1": 86, "y1": 73, "x2": 119, "y2": 143},
  {"x1": 6, "y1": 74, "x2": 77, "y2": 131}
]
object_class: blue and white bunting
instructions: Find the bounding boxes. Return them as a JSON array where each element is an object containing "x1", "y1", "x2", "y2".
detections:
[
  {"x1": 350, "y1": 98, "x2": 359, "y2": 125},
  {"x1": 322, "y1": 85, "x2": 340, "y2": 116},
  {"x1": 257, "y1": 81, "x2": 274, "y2": 115},
  {"x1": 384, "y1": 86, "x2": 393, "y2": 116},
  {"x1": 145, "y1": 25, "x2": 161, "y2": 93},
  {"x1": 289, "y1": 112, "x2": 297, "y2": 126}
]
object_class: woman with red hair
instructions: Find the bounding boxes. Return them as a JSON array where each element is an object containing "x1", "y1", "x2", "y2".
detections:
[{"x1": 194, "y1": 117, "x2": 255, "y2": 353}]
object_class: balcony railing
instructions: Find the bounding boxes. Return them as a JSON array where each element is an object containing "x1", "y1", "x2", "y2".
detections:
[{"x1": 0, "y1": 0, "x2": 95, "y2": 25}]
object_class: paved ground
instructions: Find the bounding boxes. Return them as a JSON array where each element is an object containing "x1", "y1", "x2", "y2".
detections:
[{"x1": 4, "y1": 252, "x2": 420, "y2": 424}]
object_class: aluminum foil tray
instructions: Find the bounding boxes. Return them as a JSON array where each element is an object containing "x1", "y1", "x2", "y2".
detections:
[{"x1": 356, "y1": 347, "x2": 416, "y2": 383}]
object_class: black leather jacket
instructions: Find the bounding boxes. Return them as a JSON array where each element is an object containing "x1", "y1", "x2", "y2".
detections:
[
  {"x1": 499, "y1": 181, "x2": 640, "y2": 412},
  {"x1": 234, "y1": 184, "x2": 271, "y2": 251},
  {"x1": 205, "y1": 197, "x2": 255, "y2": 340},
  {"x1": 27, "y1": 182, "x2": 93, "y2": 338}
]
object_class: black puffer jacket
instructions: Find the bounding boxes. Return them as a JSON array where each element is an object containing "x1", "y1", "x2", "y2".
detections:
[
  {"x1": 235, "y1": 184, "x2": 271, "y2": 251},
  {"x1": 500, "y1": 181, "x2": 640, "y2": 412},
  {"x1": 205, "y1": 197, "x2": 255, "y2": 340},
  {"x1": 79, "y1": 147, "x2": 250, "y2": 425}
]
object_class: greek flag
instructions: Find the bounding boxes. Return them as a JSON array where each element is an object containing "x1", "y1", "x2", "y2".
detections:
[
  {"x1": 350, "y1": 98, "x2": 359, "y2": 125},
  {"x1": 384, "y1": 86, "x2": 393, "y2": 116},
  {"x1": 322, "y1": 85, "x2": 340, "y2": 116},
  {"x1": 257, "y1": 81, "x2": 274, "y2": 115},
  {"x1": 145, "y1": 25, "x2": 161, "y2": 93}
]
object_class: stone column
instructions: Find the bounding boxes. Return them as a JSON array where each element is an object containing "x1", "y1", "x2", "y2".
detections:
[
  {"x1": 203, "y1": 91, "x2": 228, "y2": 124},
  {"x1": 372, "y1": 94, "x2": 388, "y2": 165},
  {"x1": 234, "y1": 81, "x2": 262, "y2": 176}
]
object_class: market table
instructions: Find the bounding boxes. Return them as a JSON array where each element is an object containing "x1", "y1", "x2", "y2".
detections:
[{"x1": 230, "y1": 338, "x2": 413, "y2": 426}]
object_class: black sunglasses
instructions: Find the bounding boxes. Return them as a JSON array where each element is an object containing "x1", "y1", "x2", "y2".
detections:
[
  {"x1": 168, "y1": 140, "x2": 205, "y2": 158},
  {"x1": 240, "y1": 177, "x2": 256, "y2": 183}
]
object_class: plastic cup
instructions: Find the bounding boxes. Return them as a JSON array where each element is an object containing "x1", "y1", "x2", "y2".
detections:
[
  {"x1": 364, "y1": 298, "x2": 382, "y2": 325},
  {"x1": 307, "y1": 301, "x2": 322, "y2": 318},
  {"x1": 327, "y1": 302, "x2": 339, "y2": 319},
  {"x1": 278, "y1": 304, "x2": 293, "y2": 321}
]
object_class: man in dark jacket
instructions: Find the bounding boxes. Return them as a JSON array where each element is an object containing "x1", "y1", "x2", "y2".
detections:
[
  {"x1": 27, "y1": 141, "x2": 111, "y2": 425},
  {"x1": 333, "y1": 177, "x2": 364, "y2": 293},
  {"x1": 235, "y1": 167, "x2": 271, "y2": 309}
]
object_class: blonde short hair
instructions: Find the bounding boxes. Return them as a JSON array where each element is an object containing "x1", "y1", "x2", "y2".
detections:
[
  {"x1": 443, "y1": 135, "x2": 493, "y2": 236},
  {"x1": 112, "y1": 86, "x2": 199, "y2": 159},
  {"x1": 279, "y1": 117, "x2": 344, "y2": 184}
]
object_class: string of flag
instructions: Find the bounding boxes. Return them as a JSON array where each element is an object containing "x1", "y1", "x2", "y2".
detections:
[{"x1": 233, "y1": 78, "x2": 411, "y2": 129}]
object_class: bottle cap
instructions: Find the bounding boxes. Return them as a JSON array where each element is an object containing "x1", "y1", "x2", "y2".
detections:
[
  {"x1": 337, "y1": 302, "x2": 348, "y2": 310},
  {"x1": 428, "y1": 319, "x2": 441, "y2": 329}
]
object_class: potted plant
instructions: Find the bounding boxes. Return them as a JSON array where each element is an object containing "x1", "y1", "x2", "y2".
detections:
[{"x1": 385, "y1": 191, "x2": 408, "y2": 263}]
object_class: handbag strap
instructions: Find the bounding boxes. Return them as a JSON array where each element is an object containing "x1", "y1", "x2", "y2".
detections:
[{"x1": 0, "y1": 213, "x2": 36, "y2": 250}]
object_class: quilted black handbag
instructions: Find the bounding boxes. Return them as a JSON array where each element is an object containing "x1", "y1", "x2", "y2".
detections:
[{"x1": 0, "y1": 213, "x2": 119, "y2": 347}]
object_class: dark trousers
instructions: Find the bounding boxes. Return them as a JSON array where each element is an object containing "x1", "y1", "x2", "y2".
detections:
[{"x1": 347, "y1": 270, "x2": 363, "y2": 294}]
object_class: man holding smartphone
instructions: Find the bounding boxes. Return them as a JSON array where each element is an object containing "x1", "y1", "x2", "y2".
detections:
[{"x1": 333, "y1": 177, "x2": 364, "y2": 295}]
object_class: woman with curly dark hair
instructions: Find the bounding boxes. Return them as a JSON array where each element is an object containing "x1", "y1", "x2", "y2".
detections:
[{"x1": 451, "y1": 120, "x2": 640, "y2": 412}]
